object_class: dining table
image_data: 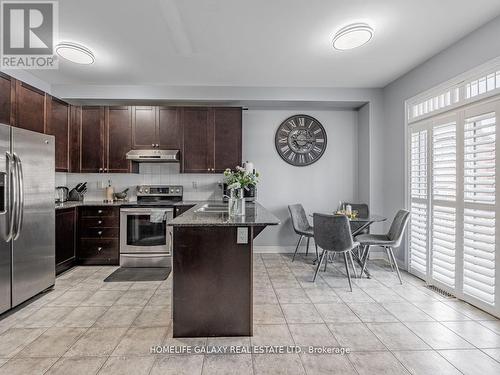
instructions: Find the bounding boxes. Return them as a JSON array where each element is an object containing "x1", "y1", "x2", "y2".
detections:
[{"x1": 310, "y1": 213, "x2": 387, "y2": 278}]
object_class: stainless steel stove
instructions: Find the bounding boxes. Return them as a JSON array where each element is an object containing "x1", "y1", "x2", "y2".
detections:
[{"x1": 120, "y1": 185, "x2": 183, "y2": 268}]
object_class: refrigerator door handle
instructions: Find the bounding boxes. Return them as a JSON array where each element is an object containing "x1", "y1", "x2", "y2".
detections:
[
  {"x1": 4, "y1": 151, "x2": 14, "y2": 242},
  {"x1": 13, "y1": 153, "x2": 23, "y2": 241}
]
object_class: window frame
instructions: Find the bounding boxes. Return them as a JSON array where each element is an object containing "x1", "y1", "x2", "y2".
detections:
[{"x1": 405, "y1": 95, "x2": 500, "y2": 318}]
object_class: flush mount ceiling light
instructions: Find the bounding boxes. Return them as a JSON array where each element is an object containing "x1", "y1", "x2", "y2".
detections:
[
  {"x1": 55, "y1": 42, "x2": 95, "y2": 64},
  {"x1": 332, "y1": 23, "x2": 374, "y2": 50}
]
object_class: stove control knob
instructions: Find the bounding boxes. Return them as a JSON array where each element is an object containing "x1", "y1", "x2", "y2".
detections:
[
  {"x1": 176, "y1": 189, "x2": 180, "y2": 193},
  {"x1": 138, "y1": 188, "x2": 143, "y2": 194}
]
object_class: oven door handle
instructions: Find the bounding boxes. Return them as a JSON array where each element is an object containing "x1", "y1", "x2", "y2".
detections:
[
  {"x1": 120, "y1": 208, "x2": 174, "y2": 214},
  {"x1": 121, "y1": 253, "x2": 168, "y2": 258}
]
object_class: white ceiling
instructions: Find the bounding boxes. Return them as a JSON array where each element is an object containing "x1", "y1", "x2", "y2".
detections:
[{"x1": 30, "y1": 0, "x2": 500, "y2": 88}]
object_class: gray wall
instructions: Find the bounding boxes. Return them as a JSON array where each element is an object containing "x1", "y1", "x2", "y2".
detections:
[
  {"x1": 381, "y1": 15, "x2": 500, "y2": 263},
  {"x1": 242, "y1": 108, "x2": 358, "y2": 249},
  {"x1": 357, "y1": 103, "x2": 370, "y2": 206}
]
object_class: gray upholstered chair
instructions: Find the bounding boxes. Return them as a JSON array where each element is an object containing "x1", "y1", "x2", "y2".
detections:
[
  {"x1": 344, "y1": 203, "x2": 369, "y2": 235},
  {"x1": 355, "y1": 210, "x2": 410, "y2": 284},
  {"x1": 288, "y1": 204, "x2": 318, "y2": 261},
  {"x1": 312, "y1": 214, "x2": 359, "y2": 291}
]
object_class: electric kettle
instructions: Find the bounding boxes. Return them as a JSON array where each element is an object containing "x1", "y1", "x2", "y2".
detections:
[{"x1": 55, "y1": 186, "x2": 69, "y2": 203}]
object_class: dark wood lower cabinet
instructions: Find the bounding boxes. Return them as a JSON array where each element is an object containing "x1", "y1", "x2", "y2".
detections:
[
  {"x1": 78, "y1": 239, "x2": 119, "y2": 265},
  {"x1": 172, "y1": 226, "x2": 253, "y2": 337},
  {"x1": 78, "y1": 206, "x2": 119, "y2": 265},
  {"x1": 56, "y1": 208, "x2": 76, "y2": 275}
]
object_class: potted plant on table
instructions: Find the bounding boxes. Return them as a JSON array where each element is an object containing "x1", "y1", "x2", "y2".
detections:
[{"x1": 223, "y1": 166, "x2": 259, "y2": 216}]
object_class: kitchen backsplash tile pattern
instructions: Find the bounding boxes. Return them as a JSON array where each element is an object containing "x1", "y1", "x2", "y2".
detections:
[{"x1": 58, "y1": 163, "x2": 223, "y2": 202}]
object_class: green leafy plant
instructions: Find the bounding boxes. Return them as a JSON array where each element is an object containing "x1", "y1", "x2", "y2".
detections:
[{"x1": 223, "y1": 166, "x2": 259, "y2": 190}]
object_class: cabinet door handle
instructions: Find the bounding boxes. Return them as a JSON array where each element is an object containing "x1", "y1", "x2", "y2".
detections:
[
  {"x1": 98, "y1": 210, "x2": 103, "y2": 214},
  {"x1": 98, "y1": 231, "x2": 103, "y2": 236},
  {"x1": 151, "y1": 144, "x2": 155, "y2": 147},
  {"x1": 98, "y1": 220, "x2": 102, "y2": 225},
  {"x1": 99, "y1": 168, "x2": 103, "y2": 172},
  {"x1": 156, "y1": 144, "x2": 159, "y2": 148},
  {"x1": 97, "y1": 247, "x2": 102, "y2": 252}
]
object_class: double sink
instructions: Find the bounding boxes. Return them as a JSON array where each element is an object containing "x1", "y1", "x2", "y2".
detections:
[{"x1": 194, "y1": 203, "x2": 228, "y2": 214}]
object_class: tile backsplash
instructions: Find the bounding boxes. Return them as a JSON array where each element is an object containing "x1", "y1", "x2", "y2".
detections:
[{"x1": 57, "y1": 163, "x2": 224, "y2": 202}]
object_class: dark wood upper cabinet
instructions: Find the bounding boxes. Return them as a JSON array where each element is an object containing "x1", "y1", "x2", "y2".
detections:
[
  {"x1": 182, "y1": 107, "x2": 211, "y2": 173},
  {"x1": 80, "y1": 106, "x2": 104, "y2": 173},
  {"x1": 158, "y1": 107, "x2": 182, "y2": 149},
  {"x1": 182, "y1": 107, "x2": 242, "y2": 173},
  {"x1": 69, "y1": 105, "x2": 82, "y2": 173},
  {"x1": 132, "y1": 106, "x2": 182, "y2": 151},
  {"x1": 14, "y1": 80, "x2": 46, "y2": 133},
  {"x1": 106, "y1": 106, "x2": 133, "y2": 173},
  {"x1": 213, "y1": 107, "x2": 242, "y2": 172},
  {"x1": 132, "y1": 106, "x2": 157, "y2": 149},
  {"x1": 46, "y1": 96, "x2": 70, "y2": 172},
  {"x1": 0, "y1": 73, "x2": 13, "y2": 125},
  {"x1": 0, "y1": 73, "x2": 243, "y2": 175}
]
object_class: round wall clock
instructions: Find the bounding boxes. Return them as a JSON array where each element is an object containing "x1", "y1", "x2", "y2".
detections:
[{"x1": 275, "y1": 114, "x2": 327, "y2": 166}]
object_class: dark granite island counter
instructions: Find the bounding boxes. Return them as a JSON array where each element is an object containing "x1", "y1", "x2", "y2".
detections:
[{"x1": 167, "y1": 201, "x2": 280, "y2": 337}]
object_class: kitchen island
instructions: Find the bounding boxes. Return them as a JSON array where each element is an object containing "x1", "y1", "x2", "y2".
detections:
[{"x1": 167, "y1": 201, "x2": 280, "y2": 337}]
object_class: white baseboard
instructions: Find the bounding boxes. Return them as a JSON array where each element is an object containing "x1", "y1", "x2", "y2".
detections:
[
  {"x1": 254, "y1": 245, "x2": 387, "y2": 255},
  {"x1": 254, "y1": 245, "x2": 311, "y2": 254},
  {"x1": 254, "y1": 246, "x2": 408, "y2": 271}
]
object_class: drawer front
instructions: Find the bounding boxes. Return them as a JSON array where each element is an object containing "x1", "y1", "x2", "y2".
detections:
[
  {"x1": 78, "y1": 239, "x2": 119, "y2": 262},
  {"x1": 80, "y1": 216, "x2": 119, "y2": 228},
  {"x1": 80, "y1": 206, "x2": 119, "y2": 218},
  {"x1": 80, "y1": 227, "x2": 119, "y2": 239}
]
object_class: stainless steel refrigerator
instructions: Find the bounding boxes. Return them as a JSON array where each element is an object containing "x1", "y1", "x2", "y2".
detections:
[{"x1": 0, "y1": 123, "x2": 55, "y2": 315}]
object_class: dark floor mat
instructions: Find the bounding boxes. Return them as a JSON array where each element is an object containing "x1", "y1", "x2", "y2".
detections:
[{"x1": 104, "y1": 267, "x2": 171, "y2": 282}]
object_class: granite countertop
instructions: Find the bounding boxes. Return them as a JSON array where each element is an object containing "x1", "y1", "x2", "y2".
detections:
[
  {"x1": 55, "y1": 200, "x2": 127, "y2": 210},
  {"x1": 55, "y1": 200, "x2": 208, "y2": 210},
  {"x1": 167, "y1": 201, "x2": 280, "y2": 227}
]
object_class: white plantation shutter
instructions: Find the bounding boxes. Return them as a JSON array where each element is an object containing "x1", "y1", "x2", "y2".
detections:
[
  {"x1": 463, "y1": 209, "x2": 495, "y2": 304},
  {"x1": 432, "y1": 122, "x2": 457, "y2": 201},
  {"x1": 410, "y1": 202, "x2": 428, "y2": 275},
  {"x1": 432, "y1": 205, "x2": 456, "y2": 287},
  {"x1": 462, "y1": 110, "x2": 496, "y2": 306},
  {"x1": 431, "y1": 121, "x2": 457, "y2": 289},
  {"x1": 464, "y1": 113, "x2": 496, "y2": 204},
  {"x1": 407, "y1": 97, "x2": 500, "y2": 317},
  {"x1": 409, "y1": 129, "x2": 429, "y2": 277}
]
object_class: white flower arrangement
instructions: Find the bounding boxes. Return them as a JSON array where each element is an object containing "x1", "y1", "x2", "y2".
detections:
[{"x1": 223, "y1": 166, "x2": 259, "y2": 191}]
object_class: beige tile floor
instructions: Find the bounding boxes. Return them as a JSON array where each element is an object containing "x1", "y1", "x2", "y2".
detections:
[{"x1": 0, "y1": 254, "x2": 499, "y2": 374}]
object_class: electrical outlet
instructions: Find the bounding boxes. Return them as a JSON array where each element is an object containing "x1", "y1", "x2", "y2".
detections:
[
  {"x1": 192, "y1": 181, "x2": 198, "y2": 190},
  {"x1": 237, "y1": 227, "x2": 248, "y2": 244}
]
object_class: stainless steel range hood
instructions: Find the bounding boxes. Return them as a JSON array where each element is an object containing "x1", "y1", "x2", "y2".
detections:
[{"x1": 126, "y1": 149, "x2": 180, "y2": 162}]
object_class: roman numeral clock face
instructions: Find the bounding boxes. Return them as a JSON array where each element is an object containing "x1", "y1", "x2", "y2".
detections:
[{"x1": 275, "y1": 115, "x2": 327, "y2": 166}]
